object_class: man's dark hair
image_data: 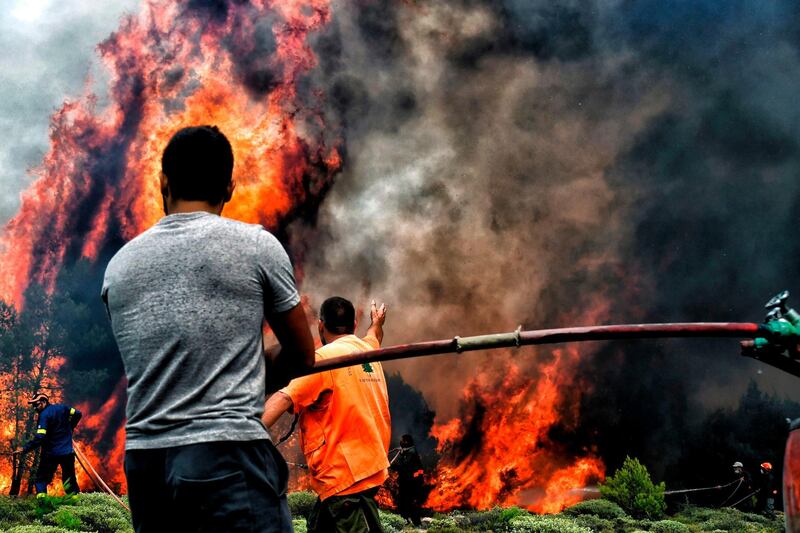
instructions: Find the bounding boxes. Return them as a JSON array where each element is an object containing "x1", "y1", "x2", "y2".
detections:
[
  {"x1": 320, "y1": 296, "x2": 356, "y2": 335},
  {"x1": 161, "y1": 125, "x2": 234, "y2": 204}
]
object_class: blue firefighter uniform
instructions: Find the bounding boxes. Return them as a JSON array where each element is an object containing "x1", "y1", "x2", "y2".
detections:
[{"x1": 21, "y1": 403, "x2": 82, "y2": 495}]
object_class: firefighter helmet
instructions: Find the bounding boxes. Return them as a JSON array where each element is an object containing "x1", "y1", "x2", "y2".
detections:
[
  {"x1": 761, "y1": 462, "x2": 773, "y2": 471},
  {"x1": 27, "y1": 393, "x2": 49, "y2": 405},
  {"x1": 732, "y1": 461, "x2": 744, "y2": 468}
]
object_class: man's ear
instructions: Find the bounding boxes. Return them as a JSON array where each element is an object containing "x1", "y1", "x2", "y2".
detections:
[
  {"x1": 224, "y1": 180, "x2": 235, "y2": 203},
  {"x1": 353, "y1": 317, "x2": 358, "y2": 332},
  {"x1": 159, "y1": 172, "x2": 169, "y2": 195}
]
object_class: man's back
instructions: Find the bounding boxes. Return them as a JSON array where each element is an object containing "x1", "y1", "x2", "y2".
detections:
[
  {"x1": 103, "y1": 212, "x2": 300, "y2": 449},
  {"x1": 284, "y1": 334, "x2": 391, "y2": 499},
  {"x1": 37, "y1": 404, "x2": 75, "y2": 456}
]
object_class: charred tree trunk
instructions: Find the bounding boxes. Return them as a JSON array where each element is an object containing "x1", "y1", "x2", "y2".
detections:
[
  {"x1": 9, "y1": 453, "x2": 20, "y2": 496},
  {"x1": 25, "y1": 450, "x2": 39, "y2": 495}
]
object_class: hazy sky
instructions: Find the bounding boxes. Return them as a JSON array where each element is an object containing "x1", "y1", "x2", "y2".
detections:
[{"x1": 0, "y1": 0, "x2": 138, "y2": 224}]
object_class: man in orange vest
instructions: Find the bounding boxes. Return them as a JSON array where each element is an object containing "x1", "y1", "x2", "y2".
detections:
[{"x1": 263, "y1": 297, "x2": 390, "y2": 533}]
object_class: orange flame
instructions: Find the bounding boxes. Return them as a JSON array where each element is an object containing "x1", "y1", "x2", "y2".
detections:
[
  {"x1": 0, "y1": 0, "x2": 340, "y2": 494},
  {"x1": 425, "y1": 351, "x2": 605, "y2": 513},
  {"x1": 0, "y1": 0, "x2": 341, "y2": 308}
]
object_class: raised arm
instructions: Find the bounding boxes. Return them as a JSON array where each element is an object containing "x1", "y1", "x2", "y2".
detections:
[
  {"x1": 365, "y1": 300, "x2": 387, "y2": 345},
  {"x1": 265, "y1": 303, "x2": 316, "y2": 392}
]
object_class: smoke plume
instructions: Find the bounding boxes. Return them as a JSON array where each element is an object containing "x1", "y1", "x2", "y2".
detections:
[{"x1": 291, "y1": 0, "x2": 800, "y2": 483}]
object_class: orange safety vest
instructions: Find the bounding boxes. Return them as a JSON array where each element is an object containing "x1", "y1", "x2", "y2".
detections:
[{"x1": 281, "y1": 334, "x2": 391, "y2": 500}]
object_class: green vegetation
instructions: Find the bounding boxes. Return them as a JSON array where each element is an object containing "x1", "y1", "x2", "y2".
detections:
[
  {"x1": 0, "y1": 492, "x2": 787, "y2": 532},
  {"x1": 600, "y1": 456, "x2": 667, "y2": 519},
  {"x1": 561, "y1": 499, "x2": 627, "y2": 519},
  {"x1": 287, "y1": 490, "x2": 317, "y2": 520}
]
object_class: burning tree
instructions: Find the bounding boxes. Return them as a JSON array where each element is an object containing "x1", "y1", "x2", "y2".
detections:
[
  {"x1": 0, "y1": 286, "x2": 68, "y2": 495},
  {"x1": 0, "y1": 280, "x2": 110, "y2": 496}
]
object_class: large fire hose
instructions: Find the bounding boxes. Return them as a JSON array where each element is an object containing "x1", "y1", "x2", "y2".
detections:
[
  {"x1": 73, "y1": 444, "x2": 129, "y2": 511},
  {"x1": 296, "y1": 291, "x2": 800, "y2": 379},
  {"x1": 297, "y1": 322, "x2": 762, "y2": 375}
]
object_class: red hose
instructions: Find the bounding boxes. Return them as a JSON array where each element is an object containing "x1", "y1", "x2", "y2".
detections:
[{"x1": 297, "y1": 322, "x2": 761, "y2": 376}]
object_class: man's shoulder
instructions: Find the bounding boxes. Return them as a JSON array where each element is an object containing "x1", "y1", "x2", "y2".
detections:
[
  {"x1": 41, "y1": 404, "x2": 63, "y2": 419},
  {"x1": 198, "y1": 217, "x2": 286, "y2": 256},
  {"x1": 105, "y1": 225, "x2": 160, "y2": 267},
  {"x1": 316, "y1": 336, "x2": 376, "y2": 359},
  {"x1": 209, "y1": 215, "x2": 265, "y2": 235},
  {"x1": 106, "y1": 217, "x2": 271, "y2": 269}
]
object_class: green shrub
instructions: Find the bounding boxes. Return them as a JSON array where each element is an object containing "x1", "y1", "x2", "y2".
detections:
[
  {"x1": 508, "y1": 514, "x2": 593, "y2": 533},
  {"x1": 4, "y1": 526, "x2": 89, "y2": 533},
  {"x1": 500, "y1": 506, "x2": 530, "y2": 523},
  {"x1": 292, "y1": 518, "x2": 308, "y2": 533},
  {"x1": 0, "y1": 496, "x2": 39, "y2": 528},
  {"x1": 616, "y1": 516, "x2": 650, "y2": 532},
  {"x1": 39, "y1": 494, "x2": 133, "y2": 533},
  {"x1": 672, "y1": 505, "x2": 783, "y2": 532},
  {"x1": 572, "y1": 514, "x2": 615, "y2": 532},
  {"x1": 378, "y1": 509, "x2": 408, "y2": 533},
  {"x1": 287, "y1": 490, "x2": 317, "y2": 520},
  {"x1": 696, "y1": 514, "x2": 765, "y2": 533},
  {"x1": 42, "y1": 507, "x2": 84, "y2": 530},
  {"x1": 562, "y1": 499, "x2": 627, "y2": 519},
  {"x1": 34, "y1": 495, "x2": 78, "y2": 518},
  {"x1": 427, "y1": 516, "x2": 459, "y2": 529},
  {"x1": 599, "y1": 456, "x2": 666, "y2": 519},
  {"x1": 465, "y1": 506, "x2": 504, "y2": 528},
  {"x1": 650, "y1": 519, "x2": 690, "y2": 533},
  {"x1": 67, "y1": 504, "x2": 133, "y2": 533},
  {"x1": 427, "y1": 527, "x2": 465, "y2": 533},
  {"x1": 74, "y1": 492, "x2": 124, "y2": 508}
]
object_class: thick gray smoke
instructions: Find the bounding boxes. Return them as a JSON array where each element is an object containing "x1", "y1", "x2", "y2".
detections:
[{"x1": 286, "y1": 0, "x2": 800, "y2": 471}]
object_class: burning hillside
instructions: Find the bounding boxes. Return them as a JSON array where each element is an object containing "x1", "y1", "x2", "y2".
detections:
[
  {"x1": 2, "y1": 0, "x2": 800, "y2": 514},
  {"x1": 425, "y1": 352, "x2": 604, "y2": 513}
]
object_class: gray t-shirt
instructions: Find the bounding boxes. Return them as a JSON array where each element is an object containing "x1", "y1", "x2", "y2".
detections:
[{"x1": 102, "y1": 212, "x2": 300, "y2": 450}]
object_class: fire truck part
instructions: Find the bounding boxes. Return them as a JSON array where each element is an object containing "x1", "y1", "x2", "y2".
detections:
[{"x1": 785, "y1": 418, "x2": 800, "y2": 532}]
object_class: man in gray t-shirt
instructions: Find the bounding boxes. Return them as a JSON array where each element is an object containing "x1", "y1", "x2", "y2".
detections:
[{"x1": 102, "y1": 125, "x2": 315, "y2": 533}]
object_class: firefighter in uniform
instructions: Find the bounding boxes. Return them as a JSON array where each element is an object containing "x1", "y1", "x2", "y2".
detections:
[
  {"x1": 755, "y1": 462, "x2": 777, "y2": 515},
  {"x1": 263, "y1": 297, "x2": 390, "y2": 533},
  {"x1": 13, "y1": 393, "x2": 82, "y2": 496},
  {"x1": 390, "y1": 434, "x2": 424, "y2": 525},
  {"x1": 729, "y1": 461, "x2": 754, "y2": 510}
]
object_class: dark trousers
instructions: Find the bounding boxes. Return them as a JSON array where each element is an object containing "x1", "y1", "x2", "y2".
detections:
[
  {"x1": 36, "y1": 452, "x2": 79, "y2": 495},
  {"x1": 125, "y1": 440, "x2": 291, "y2": 533},
  {"x1": 308, "y1": 487, "x2": 384, "y2": 533},
  {"x1": 396, "y1": 481, "x2": 422, "y2": 526}
]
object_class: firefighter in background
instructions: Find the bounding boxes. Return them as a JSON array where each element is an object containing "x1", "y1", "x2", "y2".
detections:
[
  {"x1": 263, "y1": 297, "x2": 390, "y2": 533},
  {"x1": 755, "y1": 462, "x2": 778, "y2": 515},
  {"x1": 728, "y1": 461, "x2": 754, "y2": 510},
  {"x1": 13, "y1": 393, "x2": 82, "y2": 497},
  {"x1": 390, "y1": 434, "x2": 424, "y2": 526}
]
